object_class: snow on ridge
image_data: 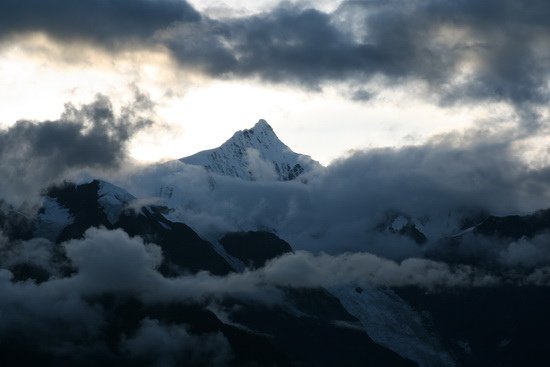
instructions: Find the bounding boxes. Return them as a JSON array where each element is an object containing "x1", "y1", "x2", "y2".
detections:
[
  {"x1": 180, "y1": 119, "x2": 322, "y2": 181},
  {"x1": 330, "y1": 285, "x2": 456, "y2": 367},
  {"x1": 391, "y1": 216, "x2": 409, "y2": 231},
  {"x1": 35, "y1": 197, "x2": 74, "y2": 240},
  {"x1": 97, "y1": 181, "x2": 136, "y2": 224}
]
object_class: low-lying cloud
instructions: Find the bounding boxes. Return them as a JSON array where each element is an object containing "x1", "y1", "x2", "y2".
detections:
[
  {"x1": 0, "y1": 222, "x2": 547, "y2": 362},
  {"x1": 0, "y1": 227, "x2": 511, "y2": 306},
  {"x1": 120, "y1": 318, "x2": 231, "y2": 367}
]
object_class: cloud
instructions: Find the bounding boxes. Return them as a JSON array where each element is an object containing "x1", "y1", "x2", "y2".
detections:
[
  {"x1": 121, "y1": 318, "x2": 232, "y2": 367},
  {"x1": 525, "y1": 266, "x2": 550, "y2": 286},
  {"x1": 0, "y1": 92, "x2": 154, "y2": 206},
  {"x1": 0, "y1": 234, "x2": 57, "y2": 274},
  {"x1": 3, "y1": 224, "x2": 550, "y2": 363},
  {"x1": 158, "y1": 0, "x2": 550, "y2": 112},
  {"x1": 62, "y1": 227, "x2": 164, "y2": 295},
  {"x1": 2, "y1": 1, "x2": 547, "y2": 113},
  {"x1": 245, "y1": 148, "x2": 278, "y2": 181},
  {"x1": 0, "y1": 0, "x2": 200, "y2": 48},
  {"x1": 259, "y1": 251, "x2": 498, "y2": 289},
  {"x1": 62, "y1": 229, "x2": 498, "y2": 294},
  {"x1": 0, "y1": 268, "x2": 106, "y2": 353},
  {"x1": 498, "y1": 233, "x2": 550, "y2": 268},
  {"x1": 0, "y1": 227, "x2": 502, "y2": 305},
  {"x1": 0, "y1": 227, "x2": 236, "y2": 364},
  {"x1": 349, "y1": 88, "x2": 375, "y2": 102}
]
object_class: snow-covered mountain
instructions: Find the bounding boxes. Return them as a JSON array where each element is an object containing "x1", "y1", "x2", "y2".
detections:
[{"x1": 180, "y1": 119, "x2": 322, "y2": 181}]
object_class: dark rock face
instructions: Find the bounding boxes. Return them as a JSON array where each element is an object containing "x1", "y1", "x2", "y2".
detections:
[
  {"x1": 275, "y1": 162, "x2": 305, "y2": 181},
  {"x1": 227, "y1": 289, "x2": 417, "y2": 367},
  {"x1": 48, "y1": 180, "x2": 110, "y2": 243},
  {"x1": 474, "y1": 209, "x2": 550, "y2": 239},
  {"x1": 116, "y1": 206, "x2": 232, "y2": 276},
  {"x1": 396, "y1": 286, "x2": 550, "y2": 367},
  {"x1": 375, "y1": 213, "x2": 428, "y2": 245},
  {"x1": 428, "y1": 208, "x2": 550, "y2": 266},
  {"x1": 0, "y1": 296, "x2": 292, "y2": 367},
  {"x1": 219, "y1": 230, "x2": 293, "y2": 269}
]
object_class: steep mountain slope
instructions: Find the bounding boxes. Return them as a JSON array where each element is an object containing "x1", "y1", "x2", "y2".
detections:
[
  {"x1": 396, "y1": 286, "x2": 550, "y2": 367},
  {"x1": 43, "y1": 180, "x2": 233, "y2": 276},
  {"x1": 180, "y1": 119, "x2": 322, "y2": 181},
  {"x1": 472, "y1": 208, "x2": 550, "y2": 239},
  {"x1": 219, "y1": 231, "x2": 293, "y2": 269},
  {"x1": 426, "y1": 208, "x2": 550, "y2": 266}
]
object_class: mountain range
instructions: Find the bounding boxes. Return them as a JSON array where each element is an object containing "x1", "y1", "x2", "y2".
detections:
[{"x1": 1, "y1": 120, "x2": 550, "y2": 366}]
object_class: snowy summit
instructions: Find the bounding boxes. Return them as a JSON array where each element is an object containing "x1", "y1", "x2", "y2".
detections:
[{"x1": 180, "y1": 119, "x2": 321, "y2": 181}]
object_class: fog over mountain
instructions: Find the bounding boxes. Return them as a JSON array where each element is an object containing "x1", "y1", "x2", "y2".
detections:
[{"x1": 115, "y1": 120, "x2": 550, "y2": 260}]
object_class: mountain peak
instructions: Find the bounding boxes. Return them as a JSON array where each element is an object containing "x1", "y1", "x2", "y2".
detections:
[
  {"x1": 229, "y1": 119, "x2": 280, "y2": 145},
  {"x1": 254, "y1": 119, "x2": 272, "y2": 130},
  {"x1": 180, "y1": 120, "x2": 321, "y2": 181}
]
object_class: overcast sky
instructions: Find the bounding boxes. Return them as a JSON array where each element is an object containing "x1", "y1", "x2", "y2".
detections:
[{"x1": 0, "y1": 0, "x2": 548, "y2": 165}]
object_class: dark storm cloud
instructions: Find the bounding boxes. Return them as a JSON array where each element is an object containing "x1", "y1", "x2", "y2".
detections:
[
  {"x1": 160, "y1": 0, "x2": 550, "y2": 108},
  {"x1": 163, "y1": 6, "x2": 387, "y2": 84},
  {"x1": 1, "y1": 1, "x2": 546, "y2": 108},
  {"x1": 0, "y1": 0, "x2": 200, "y2": 47},
  {"x1": 0, "y1": 92, "x2": 153, "y2": 205},
  {"x1": 349, "y1": 89, "x2": 375, "y2": 102}
]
